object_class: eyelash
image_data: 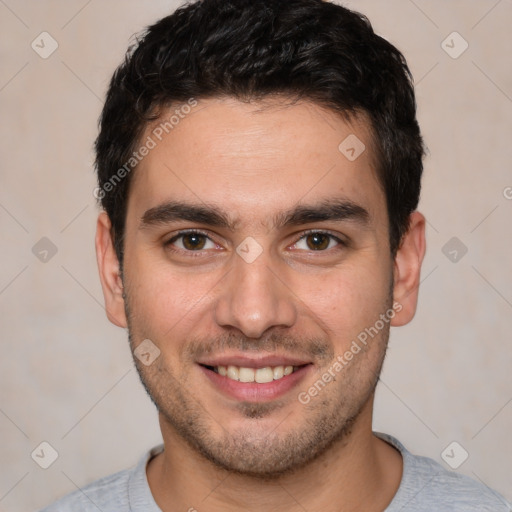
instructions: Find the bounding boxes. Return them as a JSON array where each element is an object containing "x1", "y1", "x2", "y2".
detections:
[{"x1": 164, "y1": 229, "x2": 346, "y2": 256}]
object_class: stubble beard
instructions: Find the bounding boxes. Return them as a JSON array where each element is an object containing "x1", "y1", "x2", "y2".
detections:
[{"x1": 124, "y1": 292, "x2": 391, "y2": 479}]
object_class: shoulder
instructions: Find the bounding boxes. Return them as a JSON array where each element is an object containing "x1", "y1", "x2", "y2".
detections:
[
  {"x1": 375, "y1": 433, "x2": 511, "y2": 512},
  {"x1": 37, "y1": 444, "x2": 164, "y2": 512},
  {"x1": 407, "y1": 454, "x2": 510, "y2": 510},
  {"x1": 38, "y1": 467, "x2": 131, "y2": 511}
]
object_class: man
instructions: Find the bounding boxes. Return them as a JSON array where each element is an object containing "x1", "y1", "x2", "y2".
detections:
[{"x1": 40, "y1": 0, "x2": 510, "y2": 510}]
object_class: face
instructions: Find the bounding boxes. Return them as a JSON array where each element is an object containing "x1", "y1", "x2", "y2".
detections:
[{"x1": 97, "y1": 97, "x2": 424, "y2": 477}]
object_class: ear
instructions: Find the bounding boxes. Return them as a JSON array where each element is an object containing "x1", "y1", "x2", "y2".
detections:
[
  {"x1": 391, "y1": 211, "x2": 426, "y2": 327},
  {"x1": 95, "y1": 211, "x2": 127, "y2": 328}
]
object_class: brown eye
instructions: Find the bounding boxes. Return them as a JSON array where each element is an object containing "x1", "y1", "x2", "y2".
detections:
[
  {"x1": 166, "y1": 231, "x2": 216, "y2": 252},
  {"x1": 181, "y1": 233, "x2": 207, "y2": 250},
  {"x1": 292, "y1": 231, "x2": 343, "y2": 252},
  {"x1": 305, "y1": 233, "x2": 331, "y2": 250}
]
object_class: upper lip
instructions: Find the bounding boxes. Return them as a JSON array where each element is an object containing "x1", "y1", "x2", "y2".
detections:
[{"x1": 197, "y1": 354, "x2": 312, "y2": 368}]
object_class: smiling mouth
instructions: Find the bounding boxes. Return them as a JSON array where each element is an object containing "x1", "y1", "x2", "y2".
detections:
[{"x1": 201, "y1": 364, "x2": 307, "y2": 384}]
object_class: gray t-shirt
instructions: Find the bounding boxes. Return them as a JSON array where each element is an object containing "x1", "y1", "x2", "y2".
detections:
[{"x1": 39, "y1": 432, "x2": 511, "y2": 511}]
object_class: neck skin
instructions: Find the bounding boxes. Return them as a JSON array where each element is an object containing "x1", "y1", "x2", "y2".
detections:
[{"x1": 146, "y1": 395, "x2": 403, "y2": 512}]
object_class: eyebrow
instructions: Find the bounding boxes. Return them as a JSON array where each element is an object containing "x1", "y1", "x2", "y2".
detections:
[{"x1": 140, "y1": 198, "x2": 370, "y2": 231}]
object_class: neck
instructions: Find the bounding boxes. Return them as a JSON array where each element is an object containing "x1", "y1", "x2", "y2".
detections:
[{"x1": 146, "y1": 398, "x2": 403, "y2": 512}]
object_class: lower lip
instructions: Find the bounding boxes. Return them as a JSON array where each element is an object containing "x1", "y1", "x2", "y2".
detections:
[{"x1": 199, "y1": 364, "x2": 312, "y2": 402}]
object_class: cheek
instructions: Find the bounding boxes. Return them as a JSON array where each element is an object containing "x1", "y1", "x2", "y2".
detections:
[
  {"x1": 299, "y1": 259, "x2": 391, "y2": 339},
  {"x1": 124, "y1": 249, "x2": 220, "y2": 340}
]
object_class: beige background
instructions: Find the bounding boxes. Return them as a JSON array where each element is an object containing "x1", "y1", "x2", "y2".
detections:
[{"x1": 0, "y1": 1, "x2": 511, "y2": 510}]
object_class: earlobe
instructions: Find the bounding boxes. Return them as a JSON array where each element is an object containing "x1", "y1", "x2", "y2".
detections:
[
  {"x1": 391, "y1": 211, "x2": 426, "y2": 327},
  {"x1": 95, "y1": 212, "x2": 128, "y2": 328}
]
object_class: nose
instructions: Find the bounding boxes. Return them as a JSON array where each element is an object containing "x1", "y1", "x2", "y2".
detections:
[{"x1": 213, "y1": 246, "x2": 297, "y2": 339}]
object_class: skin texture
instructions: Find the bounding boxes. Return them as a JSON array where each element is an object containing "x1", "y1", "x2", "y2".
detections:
[{"x1": 96, "y1": 97, "x2": 426, "y2": 511}]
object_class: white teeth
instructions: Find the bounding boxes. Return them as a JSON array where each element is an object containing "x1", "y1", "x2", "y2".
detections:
[
  {"x1": 226, "y1": 365, "x2": 239, "y2": 381},
  {"x1": 273, "y1": 366, "x2": 284, "y2": 380},
  {"x1": 255, "y1": 367, "x2": 274, "y2": 384},
  {"x1": 239, "y1": 367, "x2": 255, "y2": 382},
  {"x1": 214, "y1": 364, "x2": 299, "y2": 383}
]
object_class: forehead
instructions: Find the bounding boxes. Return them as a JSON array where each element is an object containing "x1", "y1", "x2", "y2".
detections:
[{"x1": 127, "y1": 97, "x2": 386, "y2": 231}]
